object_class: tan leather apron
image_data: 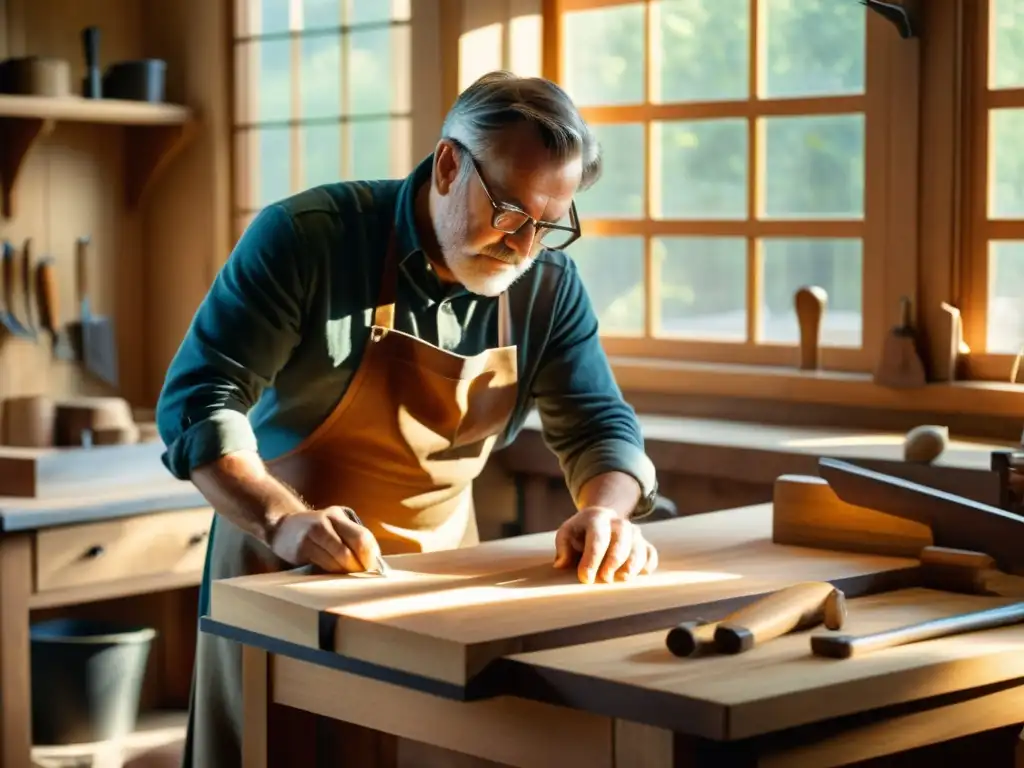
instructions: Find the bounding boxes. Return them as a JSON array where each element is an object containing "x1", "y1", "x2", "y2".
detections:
[{"x1": 182, "y1": 237, "x2": 519, "y2": 768}]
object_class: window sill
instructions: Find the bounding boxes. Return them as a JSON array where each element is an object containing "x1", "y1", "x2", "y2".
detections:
[{"x1": 608, "y1": 356, "x2": 1024, "y2": 419}]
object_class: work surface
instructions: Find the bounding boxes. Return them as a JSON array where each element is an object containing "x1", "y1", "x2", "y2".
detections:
[
  {"x1": 500, "y1": 587, "x2": 1024, "y2": 740},
  {"x1": 208, "y1": 505, "x2": 921, "y2": 696}
]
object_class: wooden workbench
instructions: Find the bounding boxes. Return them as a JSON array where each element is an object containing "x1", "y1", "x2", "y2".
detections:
[
  {"x1": 201, "y1": 502, "x2": 1024, "y2": 767},
  {"x1": 0, "y1": 463, "x2": 210, "y2": 768}
]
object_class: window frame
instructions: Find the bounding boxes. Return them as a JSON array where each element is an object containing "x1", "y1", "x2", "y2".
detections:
[
  {"x1": 229, "y1": 0, "x2": 416, "y2": 242},
  {"x1": 543, "y1": 0, "x2": 893, "y2": 374},
  {"x1": 538, "y1": 0, "x2": 1024, "y2": 418},
  {"x1": 960, "y1": 0, "x2": 1024, "y2": 382}
]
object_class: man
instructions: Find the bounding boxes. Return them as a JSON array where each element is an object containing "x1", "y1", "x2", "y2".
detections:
[{"x1": 156, "y1": 70, "x2": 660, "y2": 768}]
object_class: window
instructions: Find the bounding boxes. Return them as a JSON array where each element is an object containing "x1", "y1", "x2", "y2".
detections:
[
  {"x1": 231, "y1": 0, "x2": 414, "y2": 240},
  {"x1": 548, "y1": 0, "x2": 887, "y2": 372},
  {"x1": 966, "y1": 0, "x2": 1024, "y2": 371}
]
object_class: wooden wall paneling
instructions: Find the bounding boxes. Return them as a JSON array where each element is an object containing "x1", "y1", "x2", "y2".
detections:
[
  {"x1": 0, "y1": 0, "x2": 150, "y2": 407},
  {"x1": 917, "y1": 0, "x2": 961, "y2": 378},
  {"x1": 410, "y1": 0, "x2": 444, "y2": 162},
  {"x1": 138, "y1": 0, "x2": 231, "y2": 406},
  {"x1": 3, "y1": 0, "x2": 25, "y2": 57},
  {"x1": 880, "y1": 17, "x2": 922, "y2": 355},
  {"x1": 0, "y1": 0, "x2": 8, "y2": 60}
]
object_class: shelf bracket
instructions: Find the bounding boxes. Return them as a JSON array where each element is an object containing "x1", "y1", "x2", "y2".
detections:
[
  {"x1": 0, "y1": 117, "x2": 55, "y2": 219},
  {"x1": 123, "y1": 120, "x2": 198, "y2": 210}
]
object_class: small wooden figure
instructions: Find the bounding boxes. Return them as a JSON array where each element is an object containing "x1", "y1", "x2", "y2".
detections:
[
  {"x1": 874, "y1": 296, "x2": 927, "y2": 388},
  {"x1": 795, "y1": 286, "x2": 828, "y2": 371}
]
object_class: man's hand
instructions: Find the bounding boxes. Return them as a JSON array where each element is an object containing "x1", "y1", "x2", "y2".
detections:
[
  {"x1": 269, "y1": 507, "x2": 382, "y2": 573},
  {"x1": 553, "y1": 507, "x2": 659, "y2": 584}
]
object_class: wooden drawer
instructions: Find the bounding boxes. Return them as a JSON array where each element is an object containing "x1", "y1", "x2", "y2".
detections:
[{"x1": 34, "y1": 507, "x2": 214, "y2": 594}]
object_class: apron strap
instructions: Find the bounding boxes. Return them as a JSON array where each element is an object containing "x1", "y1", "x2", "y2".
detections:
[
  {"x1": 497, "y1": 291, "x2": 512, "y2": 347},
  {"x1": 372, "y1": 233, "x2": 514, "y2": 347}
]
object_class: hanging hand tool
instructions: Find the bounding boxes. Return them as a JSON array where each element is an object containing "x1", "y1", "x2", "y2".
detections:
[
  {"x1": 1, "y1": 240, "x2": 30, "y2": 336},
  {"x1": 20, "y1": 237, "x2": 36, "y2": 337},
  {"x1": 35, "y1": 256, "x2": 74, "y2": 360},
  {"x1": 666, "y1": 581, "x2": 847, "y2": 657},
  {"x1": 67, "y1": 236, "x2": 119, "y2": 387}
]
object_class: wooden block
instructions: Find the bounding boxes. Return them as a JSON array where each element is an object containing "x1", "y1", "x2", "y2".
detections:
[
  {"x1": 772, "y1": 474, "x2": 932, "y2": 558},
  {"x1": 0, "y1": 440, "x2": 173, "y2": 498}
]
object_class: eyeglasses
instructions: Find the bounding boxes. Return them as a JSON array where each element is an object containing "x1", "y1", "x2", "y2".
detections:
[{"x1": 449, "y1": 139, "x2": 581, "y2": 251}]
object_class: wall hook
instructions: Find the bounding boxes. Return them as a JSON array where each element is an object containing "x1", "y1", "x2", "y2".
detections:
[{"x1": 859, "y1": 0, "x2": 918, "y2": 39}]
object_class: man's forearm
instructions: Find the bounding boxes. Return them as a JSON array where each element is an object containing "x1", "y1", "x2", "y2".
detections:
[
  {"x1": 576, "y1": 471, "x2": 642, "y2": 519},
  {"x1": 190, "y1": 451, "x2": 307, "y2": 545}
]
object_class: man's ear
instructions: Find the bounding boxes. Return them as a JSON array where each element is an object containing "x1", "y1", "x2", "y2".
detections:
[{"x1": 433, "y1": 140, "x2": 460, "y2": 196}]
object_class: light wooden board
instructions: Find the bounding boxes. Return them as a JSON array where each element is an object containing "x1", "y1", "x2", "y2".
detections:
[
  {"x1": 209, "y1": 505, "x2": 919, "y2": 691},
  {"x1": 502, "y1": 587, "x2": 1024, "y2": 741}
]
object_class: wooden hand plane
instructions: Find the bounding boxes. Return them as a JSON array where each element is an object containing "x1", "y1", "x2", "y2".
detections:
[{"x1": 818, "y1": 457, "x2": 1024, "y2": 576}]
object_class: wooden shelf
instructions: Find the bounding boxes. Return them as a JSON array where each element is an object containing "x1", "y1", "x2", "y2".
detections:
[
  {"x1": 32, "y1": 708, "x2": 187, "y2": 767},
  {"x1": 0, "y1": 94, "x2": 197, "y2": 219}
]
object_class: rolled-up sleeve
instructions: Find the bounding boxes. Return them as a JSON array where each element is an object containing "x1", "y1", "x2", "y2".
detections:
[
  {"x1": 530, "y1": 259, "x2": 657, "y2": 504},
  {"x1": 156, "y1": 204, "x2": 309, "y2": 479}
]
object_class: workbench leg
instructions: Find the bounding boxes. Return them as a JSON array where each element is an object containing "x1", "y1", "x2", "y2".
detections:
[
  {"x1": 613, "y1": 721, "x2": 677, "y2": 767},
  {"x1": 242, "y1": 645, "x2": 269, "y2": 768},
  {"x1": 243, "y1": 647, "x2": 342, "y2": 768},
  {"x1": 0, "y1": 533, "x2": 32, "y2": 768}
]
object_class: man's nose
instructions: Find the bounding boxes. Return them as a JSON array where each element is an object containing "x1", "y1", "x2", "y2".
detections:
[{"x1": 504, "y1": 223, "x2": 537, "y2": 255}]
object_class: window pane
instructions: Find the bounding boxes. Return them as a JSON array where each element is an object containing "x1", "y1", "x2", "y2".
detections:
[
  {"x1": 302, "y1": 0, "x2": 341, "y2": 29},
  {"x1": 652, "y1": 0, "x2": 748, "y2": 103},
  {"x1": 656, "y1": 237, "x2": 747, "y2": 340},
  {"x1": 576, "y1": 123, "x2": 644, "y2": 219},
  {"x1": 762, "y1": 114, "x2": 864, "y2": 219},
  {"x1": 991, "y1": 0, "x2": 1024, "y2": 89},
  {"x1": 990, "y1": 109, "x2": 1024, "y2": 218},
  {"x1": 654, "y1": 119, "x2": 747, "y2": 219},
  {"x1": 350, "y1": 119, "x2": 392, "y2": 179},
  {"x1": 762, "y1": 0, "x2": 865, "y2": 98},
  {"x1": 256, "y1": 39, "x2": 292, "y2": 123},
  {"x1": 572, "y1": 236, "x2": 645, "y2": 335},
  {"x1": 256, "y1": 127, "x2": 292, "y2": 205},
  {"x1": 988, "y1": 241, "x2": 1024, "y2": 353},
  {"x1": 761, "y1": 238, "x2": 862, "y2": 347},
  {"x1": 349, "y1": 27, "x2": 392, "y2": 115},
  {"x1": 561, "y1": 4, "x2": 644, "y2": 107},
  {"x1": 350, "y1": 0, "x2": 409, "y2": 25},
  {"x1": 301, "y1": 35, "x2": 341, "y2": 118},
  {"x1": 254, "y1": 0, "x2": 290, "y2": 34},
  {"x1": 302, "y1": 123, "x2": 341, "y2": 188}
]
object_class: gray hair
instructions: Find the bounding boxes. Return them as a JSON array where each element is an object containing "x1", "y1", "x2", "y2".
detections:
[{"x1": 440, "y1": 71, "x2": 602, "y2": 191}]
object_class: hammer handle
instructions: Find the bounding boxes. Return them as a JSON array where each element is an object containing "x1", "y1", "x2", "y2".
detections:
[
  {"x1": 810, "y1": 601, "x2": 1024, "y2": 659},
  {"x1": 714, "y1": 581, "x2": 847, "y2": 654}
]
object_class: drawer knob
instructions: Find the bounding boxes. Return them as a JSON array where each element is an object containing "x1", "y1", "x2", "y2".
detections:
[
  {"x1": 83, "y1": 544, "x2": 105, "y2": 559},
  {"x1": 188, "y1": 532, "x2": 209, "y2": 547}
]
